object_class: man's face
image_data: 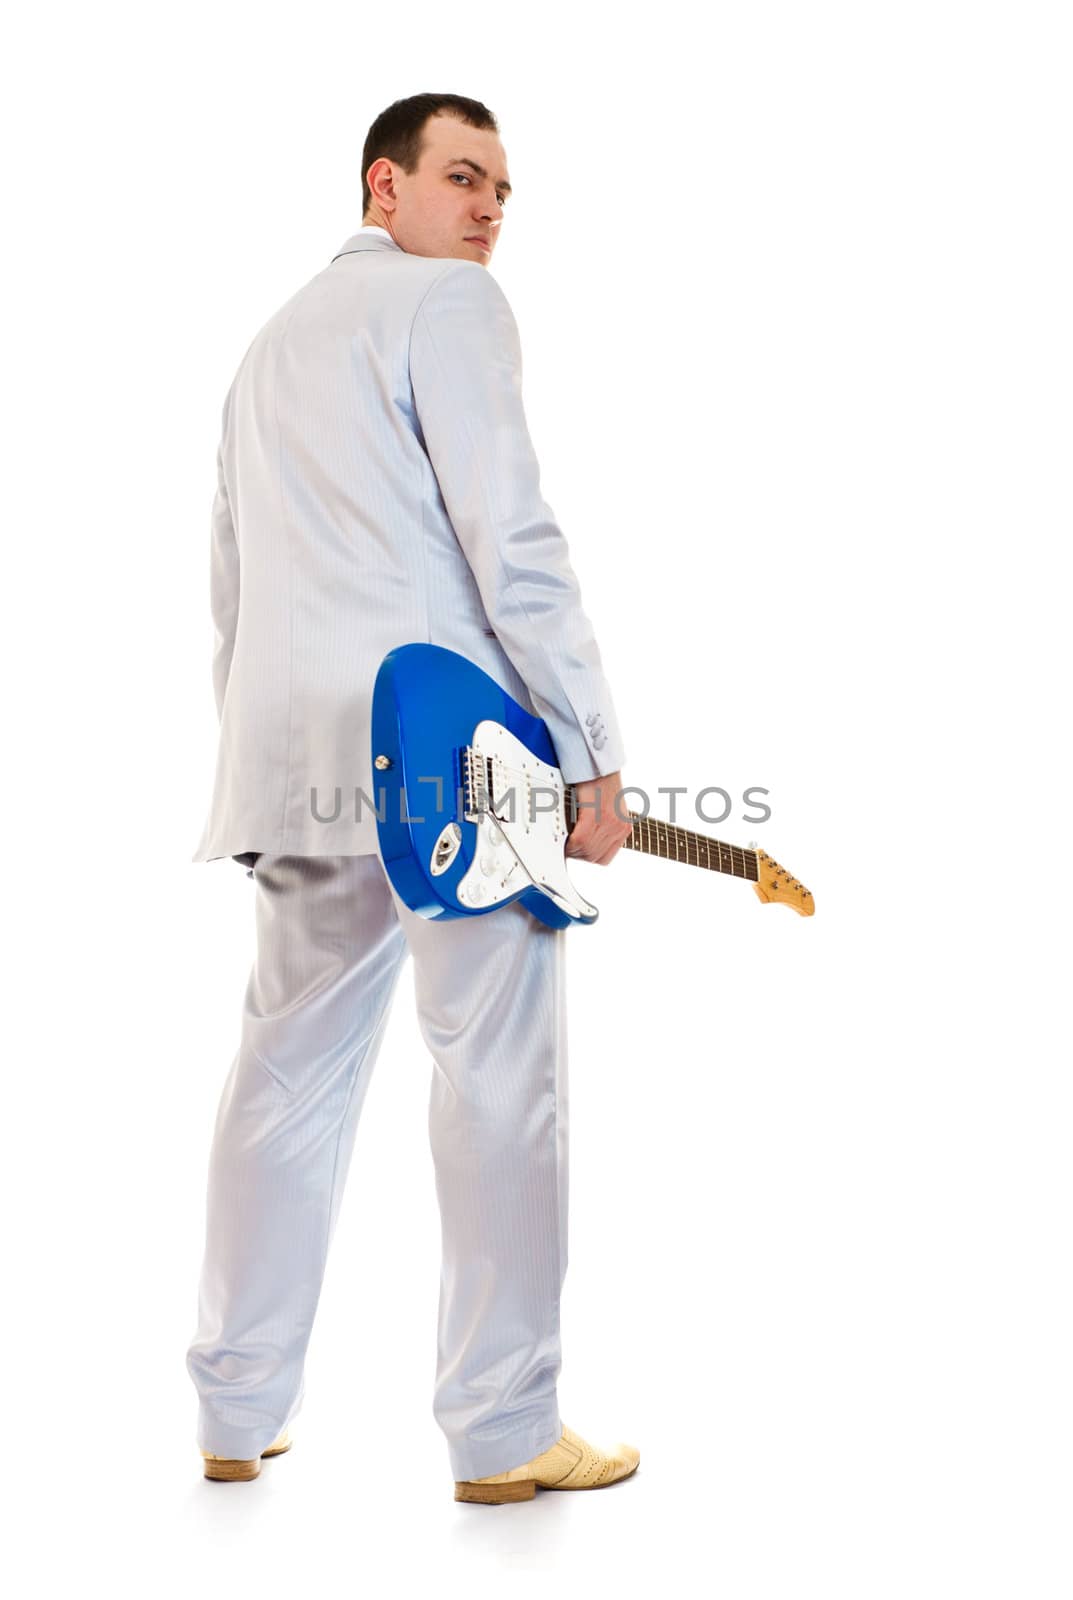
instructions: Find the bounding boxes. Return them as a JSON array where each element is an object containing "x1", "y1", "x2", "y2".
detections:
[{"x1": 365, "y1": 113, "x2": 511, "y2": 266}]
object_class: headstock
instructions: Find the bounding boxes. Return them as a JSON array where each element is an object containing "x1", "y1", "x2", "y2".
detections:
[{"x1": 752, "y1": 848, "x2": 815, "y2": 916}]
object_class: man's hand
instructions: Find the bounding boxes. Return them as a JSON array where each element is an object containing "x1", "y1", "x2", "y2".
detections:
[{"x1": 564, "y1": 771, "x2": 633, "y2": 865}]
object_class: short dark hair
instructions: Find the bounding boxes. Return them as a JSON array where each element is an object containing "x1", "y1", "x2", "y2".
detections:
[{"x1": 360, "y1": 93, "x2": 499, "y2": 219}]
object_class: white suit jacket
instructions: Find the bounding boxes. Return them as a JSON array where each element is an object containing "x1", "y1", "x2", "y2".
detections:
[{"x1": 192, "y1": 225, "x2": 627, "y2": 861}]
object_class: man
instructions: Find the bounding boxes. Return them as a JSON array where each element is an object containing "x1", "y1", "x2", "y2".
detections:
[{"x1": 186, "y1": 92, "x2": 640, "y2": 1504}]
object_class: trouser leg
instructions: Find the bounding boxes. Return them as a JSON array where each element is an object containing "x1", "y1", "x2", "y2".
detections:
[
  {"x1": 388, "y1": 886, "x2": 570, "y2": 1482},
  {"x1": 186, "y1": 853, "x2": 407, "y2": 1461}
]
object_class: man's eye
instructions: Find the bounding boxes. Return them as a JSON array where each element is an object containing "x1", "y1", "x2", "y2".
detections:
[{"x1": 450, "y1": 173, "x2": 508, "y2": 207}]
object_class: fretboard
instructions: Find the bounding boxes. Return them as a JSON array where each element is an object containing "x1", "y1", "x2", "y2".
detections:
[
  {"x1": 563, "y1": 786, "x2": 759, "y2": 881},
  {"x1": 622, "y1": 811, "x2": 759, "y2": 880}
]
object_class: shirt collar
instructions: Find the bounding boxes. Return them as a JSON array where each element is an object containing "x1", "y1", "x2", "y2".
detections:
[{"x1": 331, "y1": 223, "x2": 403, "y2": 262}]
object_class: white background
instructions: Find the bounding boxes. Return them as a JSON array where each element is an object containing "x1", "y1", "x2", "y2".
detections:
[{"x1": 5, "y1": 2, "x2": 1069, "y2": 1595}]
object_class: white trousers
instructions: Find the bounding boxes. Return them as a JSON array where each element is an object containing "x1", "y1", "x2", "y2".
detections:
[{"x1": 185, "y1": 852, "x2": 569, "y2": 1481}]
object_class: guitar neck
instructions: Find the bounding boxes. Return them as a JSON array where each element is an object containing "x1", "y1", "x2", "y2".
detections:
[
  {"x1": 621, "y1": 810, "x2": 759, "y2": 881},
  {"x1": 565, "y1": 787, "x2": 759, "y2": 883}
]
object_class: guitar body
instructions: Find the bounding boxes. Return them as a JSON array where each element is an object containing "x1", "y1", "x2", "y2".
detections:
[
  {"x1": 372, "y1": 643, "x2": 814, "y2": 924},
  {"x1": 371, "y1": 643, "x2": 591, "y2": 928}
]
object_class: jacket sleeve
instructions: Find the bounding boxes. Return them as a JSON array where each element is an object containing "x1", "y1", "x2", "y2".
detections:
[
  {"x1": 408, "y1": 262, "x2": 626, "y2": 783},
  {"x1": 207, "y1": 404, "x2": 240, "y2": 721}
]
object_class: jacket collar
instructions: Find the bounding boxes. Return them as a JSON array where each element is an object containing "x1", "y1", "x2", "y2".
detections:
[{"x1": 331, "y1": 225, "x2": 403, "y2": 262}]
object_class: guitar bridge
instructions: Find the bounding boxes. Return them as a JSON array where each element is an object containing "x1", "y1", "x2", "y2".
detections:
[
  {"x1": 461, "y1": 744, "x2": 522, "y2": 823},
  {"x1": 461, "y1": 744, "x2": 493, "y2": 823}
]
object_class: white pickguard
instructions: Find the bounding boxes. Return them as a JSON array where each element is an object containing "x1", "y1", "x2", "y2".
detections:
[{"x1": 455, "y1": 721, "x2": 598, "y2": 922}]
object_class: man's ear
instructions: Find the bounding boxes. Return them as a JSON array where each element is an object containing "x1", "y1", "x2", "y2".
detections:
[{"x1": 366, "y1": 156, "x2": 398, "y2": 211}]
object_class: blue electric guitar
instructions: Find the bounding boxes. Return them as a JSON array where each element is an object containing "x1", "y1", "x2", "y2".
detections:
[{"x1": 371, "y1": 643, "x2": 814, "y2": 929}]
